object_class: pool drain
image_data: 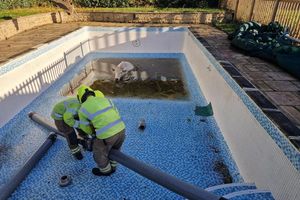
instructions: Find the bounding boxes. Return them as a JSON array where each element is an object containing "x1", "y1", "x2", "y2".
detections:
[
  {"x1": 138, "y1": 119, "x2": 146, "y2": 130},
  {"x1": 59, "y1": 175, "x2": 72, "y2": 187}
]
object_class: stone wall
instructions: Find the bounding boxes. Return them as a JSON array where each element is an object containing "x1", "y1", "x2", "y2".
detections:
[
  {"x1": 0, "y1": 12, "x2": 62, "y2": 41},
  {"x1": 0, "y1": 11, "x2": 232, "y2": 41}
]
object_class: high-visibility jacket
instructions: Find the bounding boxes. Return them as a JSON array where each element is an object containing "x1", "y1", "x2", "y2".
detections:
[
  {"x1": 78, "y1": 96, "x2": 125, "y2": 139},
  {"x1": 51, "y1": 98, "x2": 81, "y2": 128}
]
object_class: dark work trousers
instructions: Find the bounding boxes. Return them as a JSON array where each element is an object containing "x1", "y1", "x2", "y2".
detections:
[
  {"x1": 93, "y1": 129, "x2": 125, "y2": 172},
  {"x1": 54, "y1": 120, "x2": 79, "y2": 150}
]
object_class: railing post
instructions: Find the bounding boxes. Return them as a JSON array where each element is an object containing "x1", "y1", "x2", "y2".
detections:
[
  {"x1": 234, "y1": 0, "x2": 240, "y2": 21},
  {"x1": 87, "y1": 38, "x2": 91, "y2": 52},
  {"x1": 63, "y1": 52, "x2": 68, "y2": 68},
  {"x1": 249, "y1": 0, "x2": 257, "y2": 21},
  {"x1": 80, "y1": 42, "x2": 84, "y2": 56},
  {"x1": 271, "y1": 0, "x2": 280, "y2": 22}
]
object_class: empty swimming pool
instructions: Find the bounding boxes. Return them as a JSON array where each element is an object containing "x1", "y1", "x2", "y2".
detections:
[{"x1": 0, "y1": 27, "x2": 299, "y2": 200}]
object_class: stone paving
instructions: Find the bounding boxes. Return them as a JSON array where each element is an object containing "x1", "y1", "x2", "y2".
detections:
[
  {"x1": 190, "y1": 25, "x2": 300, "y2": 129},
  {"x1": 0, "y1": 22, "x2": 299, "y2": 146}
]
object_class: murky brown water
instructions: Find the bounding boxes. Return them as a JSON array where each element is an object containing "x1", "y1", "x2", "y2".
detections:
[{"x1": 62, "y1": 58, "x2": 189, "y2": 100}]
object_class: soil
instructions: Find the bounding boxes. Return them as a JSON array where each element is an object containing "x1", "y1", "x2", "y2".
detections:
[{"x1": 90, "y1": 79, "x2": 188, "y2": 100}]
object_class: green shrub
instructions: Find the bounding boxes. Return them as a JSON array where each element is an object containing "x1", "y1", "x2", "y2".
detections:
[
  {"x1": 153, "y1": 0, "x2": 219, "y2": 8},
  {"x1": 74, "y1": 0, "x2": 219, "y2": 8},
  {"x1": 74, "y1": 0, "x2": 130, "y2": 7}
]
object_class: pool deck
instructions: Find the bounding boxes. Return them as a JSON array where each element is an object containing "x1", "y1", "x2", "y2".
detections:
[{"x1": 0, "y1": 22, "x2": 299, "y2": 149}]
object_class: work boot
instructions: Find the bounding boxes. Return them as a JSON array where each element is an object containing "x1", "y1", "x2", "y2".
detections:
[
  {"x1": 73, "y1": 151, "x2": 83, "y2": 160},
  {"x1": 111, "y1": 166, "x2": 116, "y2": 173},
  {"x1": 92, "y1": 168, "x2": 112, "y2": 176},
  {"x1": 71, "y1": 146, "x2": 83, "y2": 160}
]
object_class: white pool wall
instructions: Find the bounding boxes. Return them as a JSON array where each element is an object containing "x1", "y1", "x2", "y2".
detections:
[
  {"x1": 0, "y1": 28, "x2": 90, "y2": 127},
  {"x1": 87, "y1": 27, "x2": 184, "y2": 53},
  {"x1": 0, "y1": 27, "x2": 299, "y2": 200},
  {"x1": 182, "y1": 30, "x2": 300, "y2": 200}
]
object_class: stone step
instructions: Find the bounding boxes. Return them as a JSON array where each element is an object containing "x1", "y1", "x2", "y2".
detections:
[
  {"x1": 205, "y1": 183, "x2": 256, "y2": 196},
  {"x1": 223, "y1": 189, "x2": 275, "y2": 200}
]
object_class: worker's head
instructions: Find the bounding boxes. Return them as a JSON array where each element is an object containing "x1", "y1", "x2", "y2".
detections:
[
  {"x1": 77, "y1": 85, "x2": 95, "y2": 103},
  {"x1": 94, "y1": 90, "x2": 105, "y2": 98}
]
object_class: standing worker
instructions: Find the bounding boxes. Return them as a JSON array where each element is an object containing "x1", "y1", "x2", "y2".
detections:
[
  {"x1": 77, "y1": 85, "x2": 126, "y2": 176},
  {"x1": 51, "y1": 97, "x2": 83, "y2": 160}
]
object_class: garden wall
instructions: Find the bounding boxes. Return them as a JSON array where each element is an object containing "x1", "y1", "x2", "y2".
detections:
[{"x1": 0, "y1": 11, "x2": 232, "y2": 41}]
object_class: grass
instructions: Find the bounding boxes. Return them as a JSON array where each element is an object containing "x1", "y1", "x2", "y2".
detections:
[
  {"x1": 212, "y1": 21, "x2": 240, "y2": 35},
  {"x1": 0, "y1": 7, "x2": 59, "y2": 21},
  {"x1": 0, "y1": 6, "x2": 223, "y2": 21}
]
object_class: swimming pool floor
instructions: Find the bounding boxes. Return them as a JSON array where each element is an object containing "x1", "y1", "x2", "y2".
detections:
[{"x1": 0, "y1": 53, "x2": 241, "y2": 199}]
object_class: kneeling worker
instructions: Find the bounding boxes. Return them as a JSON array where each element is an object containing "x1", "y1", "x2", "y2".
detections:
[
  {"x1": 51, "y1": 97, "x2": 83, "y2": 160},
  {"x1": 77, "y1": 85, "x2": 126, "y2": 176}
]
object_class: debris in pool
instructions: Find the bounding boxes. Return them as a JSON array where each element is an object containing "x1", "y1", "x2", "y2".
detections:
[
  {"x1": 90, "y1": 80, "x2": 187, "y2": 99},
  {"x1": 138, "y1": 119, "x2": 146, "y2": 130},
  {"x1": 213, "y1": 161, "x2": 233, "y2": 184},
  {"x1": 113, "y1": 61, "x2": 138, "y2": 83},
  {"x1": 194, "y1": 103, "x2": 214, "y2": 117},
  {"x1": 59, "y1": 175, "x2": 72, "y2": 187}
]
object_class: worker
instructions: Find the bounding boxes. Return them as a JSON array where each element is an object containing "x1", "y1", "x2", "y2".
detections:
[
  {"x1": 51, "y1": 97, "x2": 83, "y2": 160},
  {"x1": 51, "y1": 90, "x2": 105, "y2": 160},
  {"x1": 77, "y1": 85, "x2": 126, "y2": 176}
]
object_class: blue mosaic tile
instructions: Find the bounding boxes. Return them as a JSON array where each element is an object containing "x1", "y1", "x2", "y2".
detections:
[
  {"x1": 224, "y1": 190, "x2": 275, "y2": 200},
  {"x1": 206, "y1": 183, "x2": 256, "y2": 196},
  {"x1": 0, "y1": 53, "x2": 241, "y2": 199}
]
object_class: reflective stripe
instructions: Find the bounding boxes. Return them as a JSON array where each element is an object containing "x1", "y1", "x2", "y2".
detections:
[
  {"x1": 66, "y1": 108, "x2": 77, "y2": 115},
  {"x1": 81, "y1": 100, "x2": 113, "y2": 120},
  {"x1": 80, "y1": 120, "x2": 90, "y2": 125},
  {"x1": 81, "y1": 108, "x2": 91, "y2": 119},
  {"x1": 73, "y1": 120, "x2": 80, "y2": 128},
  {"x1": 100, "y1": 163, "x2": 112, "y2": 173},
  {"x1": 71, "y1": 146, "x2": 81, "y2": 154},
  {"x1": 54, "y1": 113, "x2": 63, "y2": 118},
  {"x1": 89, "y1": 106, "x2": 113, "y2": 120},
  {"x1": 64, "y1": 99, "x2": 79, "y2": 109},
  {"x1": 95, "y1": 119, "x2": 123, "y2": 137},
  {"x1": 110, "y1": 160, "x2": 117, "y2": 167}
]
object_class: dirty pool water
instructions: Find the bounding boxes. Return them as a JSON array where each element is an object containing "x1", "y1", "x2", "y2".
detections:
[{"x1": 61, "y1": 58, "x2": 189, "y2": 100}]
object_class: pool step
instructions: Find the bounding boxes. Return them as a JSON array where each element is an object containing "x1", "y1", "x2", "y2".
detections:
[
  {"x1": 205, "y1": 183, "x2": 257, "y2": 196},
  {"x1": 205, "y1": 183, "x2": 275, "y2": 200},
  {"x1": 223, "y1": 189, "x2": 275, "y2": 200}
]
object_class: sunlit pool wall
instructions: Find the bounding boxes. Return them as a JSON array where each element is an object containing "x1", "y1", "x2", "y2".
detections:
[
  {"x1": 0, "y1": 28, "x2": 90, "y2": 127},
  {"x1": 87, "y1": 27, "x2": 185, "y2": 53},
  {"x1": 0, "y1": 27, "x2": 186, "y2": 127},
  {"x1": 182, "y1": 30, "x2": 300, "y2": 200}
]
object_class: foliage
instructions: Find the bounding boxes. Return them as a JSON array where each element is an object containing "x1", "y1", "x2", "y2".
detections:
[
  {"x1": 0, "y1": 0, "x2": 220, "y2": 9},
  {"x1": 73, "y1": 0, "x2": 130, "y2": 8},
  {"x1": 73, "y1": 0, "x2": 219, "y2": 8},
  {"x1": 153, "y1": 0, "x2": 219, "y2": 8}
]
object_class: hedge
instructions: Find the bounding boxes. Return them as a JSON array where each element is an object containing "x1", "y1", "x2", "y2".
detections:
[{"x1": 0, "y1": 0, "x2": 219, "y2": 9}]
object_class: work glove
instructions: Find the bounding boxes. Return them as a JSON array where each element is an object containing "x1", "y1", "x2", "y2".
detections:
[{"x1": 73, "y1": 151, "x2": 83, "y2": 160}]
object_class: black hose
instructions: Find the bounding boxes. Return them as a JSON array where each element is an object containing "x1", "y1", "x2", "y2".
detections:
[
  {"x1": 29, "y1": 112, "x2": 227, "y2": 200},
  {"x1": 0, "y1": 133, "x2": 57, "y2": 200}
]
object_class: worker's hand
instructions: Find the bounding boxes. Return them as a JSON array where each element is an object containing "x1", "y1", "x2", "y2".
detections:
[{"x1": 73, "y1": 151, "x2": 83, "y2": 160}]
